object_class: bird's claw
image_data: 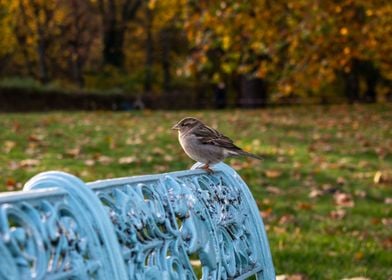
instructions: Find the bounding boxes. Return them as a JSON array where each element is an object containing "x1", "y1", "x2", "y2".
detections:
[{"x1": 199, "y1": 164, "x2": 214, "y2": 174}]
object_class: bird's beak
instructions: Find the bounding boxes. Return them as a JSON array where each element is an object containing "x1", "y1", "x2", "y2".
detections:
[{"x1": 171, "y1": 123, "x2": 180, "y2": 130}]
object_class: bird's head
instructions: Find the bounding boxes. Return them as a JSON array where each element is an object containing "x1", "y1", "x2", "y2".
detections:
[{"x1": 172, "y1": 117, "x2": 202, "y2": 133}]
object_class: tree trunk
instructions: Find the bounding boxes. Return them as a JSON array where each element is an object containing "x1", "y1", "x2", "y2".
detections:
[
  {"x1": 160, "y1": 28, "x2": 171, "y2": 91},
  {"x1": 103, "y1": 23, "x2": 125, "y2": 67},
  {"x1": 36, "y1": 29, "x2": 49, "y2": 84},
  {"x1": 361, "y1": 60, "x2": 379, "y2": 103},
  {"x1": 98, "y1": 0, "x2": 142, "y2": 68},
  {"x1": 343, "y1": 71, "x2": 359, "y2": 103},
  {"x1": 144, "y1": 7, "x2": 154, "y2": 92},
  {"x1": 344, "y1": 72, "x2": 359, "y2": 103}
]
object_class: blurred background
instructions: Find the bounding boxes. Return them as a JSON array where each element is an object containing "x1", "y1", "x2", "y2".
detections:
[
  {"x1": 0, "y1": 0, "x2": 391, "y2": 110},
  {"x1": 0, "y1": 1, "x2": 391, "y2": 279}
]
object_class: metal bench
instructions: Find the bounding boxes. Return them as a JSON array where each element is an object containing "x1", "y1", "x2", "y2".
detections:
[{"x1": 0, "y1": 163, "x2": 275, "y2": 279}]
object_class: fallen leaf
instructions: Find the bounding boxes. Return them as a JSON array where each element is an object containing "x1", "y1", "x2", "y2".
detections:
[
  {"x1": 265, "y1": 169, "x2": 282, "y2": 178},
  {"x1": 297, "y1": 202, "x2": 313, "y2": 210},
  {"x1": 373, "y1": 170, "x2": 392, "y2": 184},
  {"x1": 28, "y1": 134, "x2": 44, "y2": 142},
  {"x1": 278, "y1": 214, "x2": 295, "y2": 225},
  {"x1": 164, "y1": 154, "x2": 174, "y2": 161},
  {"x1": 385, "y1": 198, "x2": 392, "y2": 204},
  {"x1": 97, "y1": 155, "x2": 113, "y2": 165},
  {"x1": 273, "y1": 226, "x2": 287, "y2": 235},
  {"x1": 20, "y1": 159, "x2": 40, "y2": 167},
  {"x1": 381, "y1": 237, "x2": 392, "y2": 249},
  {"x1": 334, "y1": 192, "x2": 354, "y2": 208},
  {"x1": 276, "y1": 274, "x2": 307, "y2": 280},
  {"x1": 336, "y1": 176, "x2": 346, "y2": 185},
  {"x1": 3, "y1": 141, "x2": 16, "y2": 153},
  {"x1": 309, "y1": 188, "x2": 324, "y2": 198},
  {"x1": 65, "y1": 147, "x2": 81, "y2": 158},
  {"x1": 354, "y1": 190, "x2": 366, "y2": 198},
  {"x1": 266, "y1": 186, "x2": 282, "y2": 194},
  {"x1": 373, "y1": 171, "x2": 382, "y2": 184},
  {"x1": 260, "y1": 207, "x2": 272, "y2": 218},
  {"x1": 119, "y1": 156, "x2": 137, "y2": 164},
  {"x1": 84, "y1": 159, "x2": 96, "y2": 166},
  {"x1": 329, "y1": 209, "x2": 346, "y2": 219},
  {"x1": 6, "y1": 178, "x2": 17, "y2": 191},
  {"x1": 381, "y1": 218, "x2": 392, "y2": 226}
]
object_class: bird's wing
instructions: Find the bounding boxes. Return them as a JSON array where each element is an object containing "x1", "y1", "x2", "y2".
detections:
[{"x1": 193, "y1": 125, "x2": 241, "y2": 150}]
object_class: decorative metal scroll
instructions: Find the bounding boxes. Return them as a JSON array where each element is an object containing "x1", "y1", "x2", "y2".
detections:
[{"x1": 0, "y1": 163, "x2": 274, "y2": 279}]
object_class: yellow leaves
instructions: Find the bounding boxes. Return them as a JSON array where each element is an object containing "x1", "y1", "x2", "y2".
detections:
[
  {"x1": 148, "y1": 0, "x2": 156, "y2": 10},
  {"x1": 221, "y1": 63, "x2": 233, "y2": 74},
  {"x1": 373, "y1": 171, "x2": 382, "y2": 183},
  {"x1": 283, "y1": 84, "x2": 293, "y2": 95},
  {"x1": 222, "y1": 36, "x2": 231, "y2": 50},
  {"x1": 250, "y1": 41, "x2": 265, "y2": 52},
  {"x1": 340, "y1": 27, "x2": 349, "y2": 36},
  {"x1": 256, "y1": 61, "x2": 268, "y2": 78},
  {"x1": 373, "y1": 170, "x2": 392, "y2": 184}
]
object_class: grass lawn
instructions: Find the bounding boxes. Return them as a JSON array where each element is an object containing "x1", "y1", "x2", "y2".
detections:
[{"x1": 0, "y1": 104, "x2": 391, "y2": 279}]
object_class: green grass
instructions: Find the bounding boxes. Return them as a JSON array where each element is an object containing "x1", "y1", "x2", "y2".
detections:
[{"x1": 0, "y1": 104, "x2": 391, "y2": 279}]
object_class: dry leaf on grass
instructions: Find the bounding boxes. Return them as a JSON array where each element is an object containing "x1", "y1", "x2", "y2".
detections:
[
  {"x1": 374, "y1": 170, "x2": 392, "y2": 184},
  {"x1": 3, "y1": 141, "x2": 16, "y2": 153},
  {"x1": 330, "y1": 209, "x2": 346, "y2": 220},
  {"x1": 334, "y1": 192, "x2": 354, "y2": 207},
  {"x1": 266, "y1": 186, "x2": 282, "y2": 194},
  {"x1": 309, "y1": 188, "x2": 324, "y2": 198},
  {"x1": 20, "y1": 159, "x2": 40, "y2": 167},
  {"x1": 276, "y1": 274, "x2": 307, "y2": 280},
  {"x1": 65, "y1": 147, "x2": 81, "y2": 158},
  {"x1": 118, "y1": 156, "x2": 138, "y2": 164},
  {"x1": 265, "y1": 169, "x2": 282, "y2": 178}
]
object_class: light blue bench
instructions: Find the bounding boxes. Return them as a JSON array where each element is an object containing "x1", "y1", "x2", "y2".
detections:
[{"x1": 0, "y1": 163, "x2": 274, "y2": 279}]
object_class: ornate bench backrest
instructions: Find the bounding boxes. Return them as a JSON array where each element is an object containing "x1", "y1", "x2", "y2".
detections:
[{"x1": 0, "y1": 163, "x2": 274, "y2": 279}]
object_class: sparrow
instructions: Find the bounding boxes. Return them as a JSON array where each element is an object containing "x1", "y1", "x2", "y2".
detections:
[{"x1": 172, "y1": 117, "x2": 262, "y2": 173}]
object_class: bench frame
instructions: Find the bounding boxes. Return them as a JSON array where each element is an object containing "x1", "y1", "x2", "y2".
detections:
[{"x1": 0, "y1": 163, "x2": 274, "y2": 279}]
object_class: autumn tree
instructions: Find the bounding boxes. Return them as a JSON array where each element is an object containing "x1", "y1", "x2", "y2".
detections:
[
  {"x1": 0, "y1": 1, "x2": 16, "y2": 74},
  {"x1": 183, "y1": 0, "x2": 392, "y2": 104},
  {"x1": 97, "y1": 0, "x2": 142, "y2": 68},
  {"x1": 12, "y1": 0, "x2": 63, "y2": 83},
  {"x1": 59, "y1": 0, "x2": 99, "y2": 87}
]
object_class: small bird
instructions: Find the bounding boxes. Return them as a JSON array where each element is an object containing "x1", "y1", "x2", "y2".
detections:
[{"x1": 172, "y1": 117, "x2": 262, "y2": 173}]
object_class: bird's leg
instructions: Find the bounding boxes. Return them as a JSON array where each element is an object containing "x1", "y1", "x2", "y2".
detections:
[{"x1": 200, "y1": 163, "x2": 214, "y2": 174}]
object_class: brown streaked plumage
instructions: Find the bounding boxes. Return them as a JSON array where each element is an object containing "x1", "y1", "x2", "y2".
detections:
[{"x1": 172, "y1": 117, "x2": 262, "y2": 173}]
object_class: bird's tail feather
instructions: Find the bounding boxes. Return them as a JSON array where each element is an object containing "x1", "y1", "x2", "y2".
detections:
[{"x1": 232, "y1": 150, "x2": 263, "y2": 160}]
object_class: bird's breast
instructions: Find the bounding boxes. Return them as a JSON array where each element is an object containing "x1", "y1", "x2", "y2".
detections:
[{"x1": 179, "y1": 133, "x2": 225, "y2": 164}]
